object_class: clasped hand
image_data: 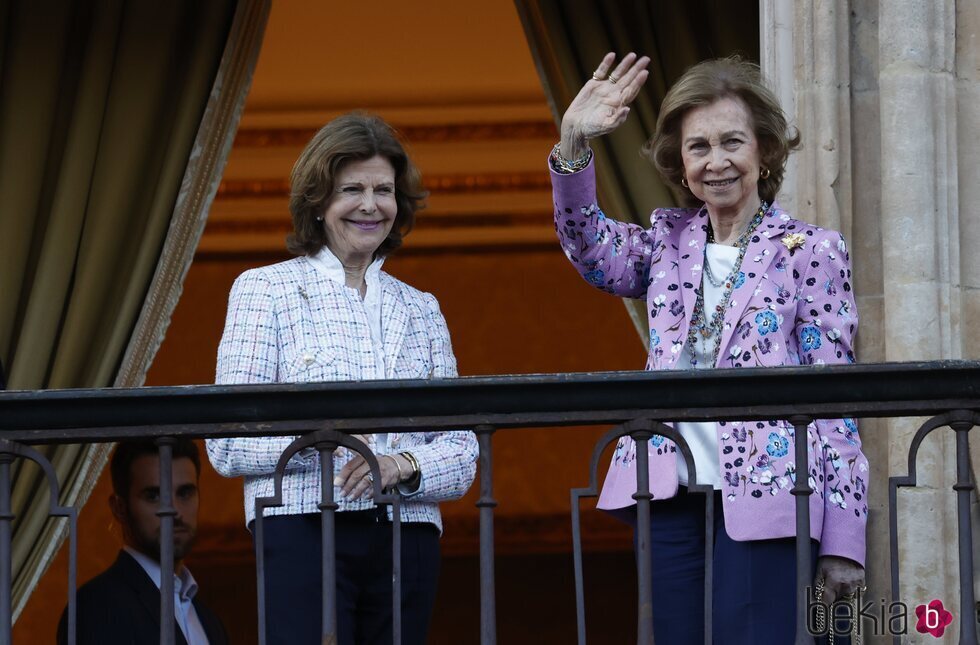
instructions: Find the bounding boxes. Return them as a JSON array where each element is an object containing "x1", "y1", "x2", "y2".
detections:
[{"x1": 333, "y1": 435, "x2": 405, "y2": 501}]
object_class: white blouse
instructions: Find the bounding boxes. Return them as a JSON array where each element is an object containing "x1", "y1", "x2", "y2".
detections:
[{"x1": 674, "y1": 243, "x2": 740, "y2": 489}]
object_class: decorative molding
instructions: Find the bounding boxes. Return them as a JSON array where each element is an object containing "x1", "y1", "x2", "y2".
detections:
[
  {"x1": 215, "y1": 171, "x2": 552, "y2": 200},
  {"x1": 233, "y1": 120, "x2": 557, "y2": 147},
  {"x1": 203, "y1": 211, "x2": 549, "y2": 236}
]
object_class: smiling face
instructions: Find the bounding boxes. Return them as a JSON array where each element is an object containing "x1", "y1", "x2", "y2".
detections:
[
  {"x1": 680, "y1": 96, "x2": 762, "y2": 221},
  {"x1": 321, "y1": 155, "x2": 398, "y2": 265},
  {"x1": 110, "y1": 455, "x2": 199, "y2": 565}
]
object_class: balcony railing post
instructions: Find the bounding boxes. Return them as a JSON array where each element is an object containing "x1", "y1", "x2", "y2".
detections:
[
  {"x1": 789, "y1": 415, "x2": 815, "y2": 645},
  {"x1": 631, "y1": 430, "x2": 653, "y2": 645},
  {"x1": 155, "y1": 437, "x2": 176, "y2": 645},
  {"x1": 951, "y1": 420, "x2": 978, "y2": 644},
  {"x1": 317, "y1": 443, "x2": 339, "y2": 643},
  {"x1": 474, "y1": 424, "x2": 497, "y2": 645},
  {"x1": 0, "y1": 452, "x2": 13, "y2": 645}
]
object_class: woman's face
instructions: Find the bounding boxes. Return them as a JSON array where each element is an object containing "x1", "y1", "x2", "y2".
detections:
[
  {"x1": 321, "y1": 155, "x2": 397, "y2": 263},
  {"x1": 679, "y1": 96, "x2": 762, "y2": 218}
]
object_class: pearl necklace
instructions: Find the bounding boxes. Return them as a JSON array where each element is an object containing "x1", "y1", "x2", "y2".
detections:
[{"x1": 685, "y1": 202, "x2": 769, "y2": 368}]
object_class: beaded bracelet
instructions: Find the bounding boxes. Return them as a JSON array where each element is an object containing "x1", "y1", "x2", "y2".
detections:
[{"x1": 549, "y1": 142, "x2": 592, "y2": 174}]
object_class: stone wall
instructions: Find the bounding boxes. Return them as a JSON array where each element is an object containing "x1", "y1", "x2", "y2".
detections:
[{"x1": 762, "y1": 0, "x2": 980, "y2": 640}]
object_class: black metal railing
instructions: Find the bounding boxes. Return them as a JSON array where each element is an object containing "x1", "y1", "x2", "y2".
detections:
[{"x1": 2, "y1": 361, "x2": 980, "y2": 644}]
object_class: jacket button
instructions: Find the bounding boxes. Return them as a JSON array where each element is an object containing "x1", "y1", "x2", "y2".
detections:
[{"x1": 302, "y1": 352, "x2": 315, "y2": 365}]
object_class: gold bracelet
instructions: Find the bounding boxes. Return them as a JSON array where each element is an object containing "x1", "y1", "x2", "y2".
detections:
[
  {"x1": 387, "y1": 454, "x2": 405, "y2": 482},
  {"x1": 400, "y1": 451, "x2": 420, "y2": 478}
]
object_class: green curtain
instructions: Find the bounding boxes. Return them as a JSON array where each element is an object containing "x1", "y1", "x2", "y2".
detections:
[
  {"x1": 0, "y1": 0, "x2": 270, "y2": 618},
  {"x1": 514, "y1": 0, "x2": 759, "y2": 340}
]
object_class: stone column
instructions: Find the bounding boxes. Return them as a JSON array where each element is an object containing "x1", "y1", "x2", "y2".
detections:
[
  {"x1": 879, "y1": 0, "x2": 963, "y2": 632},
  {"x1": 958, "y1": 0, "x2": 980, "y2": 360},
  {"x1": 763, "y1": 0, "x2": 975, "y2": 639}
]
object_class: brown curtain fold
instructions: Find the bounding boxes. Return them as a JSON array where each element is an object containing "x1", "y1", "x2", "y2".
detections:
[
  {"x1": 514, "y1": 0, "x2": 759, "y2": 340},
  {"x1": 0, "y1": 0, "x2": 270, "y2": 618}
]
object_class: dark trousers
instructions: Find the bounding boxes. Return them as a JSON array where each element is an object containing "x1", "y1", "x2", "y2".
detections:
[
  {"x1": 636, "y1": 488, "x2": 849, "y2": 645},
  {"x1": 257, "y1": 511, "x2": 440, "y2": 645}
]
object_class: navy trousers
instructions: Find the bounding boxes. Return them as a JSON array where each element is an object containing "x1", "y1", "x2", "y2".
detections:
[
  {"x1": 257, "y1": 511, "x2": 440, "y2": 645},
  {"x1": 637, "y1": 488, "x2": 849, "y2": 645}
]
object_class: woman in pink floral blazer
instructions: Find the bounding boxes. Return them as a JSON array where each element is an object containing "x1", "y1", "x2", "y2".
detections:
[{"x1": 550, "y1": 55, "x2": 868, "y2": 643}]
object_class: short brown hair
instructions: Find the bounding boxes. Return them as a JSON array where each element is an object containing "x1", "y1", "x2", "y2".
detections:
[
  {"x1": 287, "y1": 112, "x2": 427, "y2": 257},
  {"x1": 644, "y1": 57, "x2": 800, "y2": 206}
]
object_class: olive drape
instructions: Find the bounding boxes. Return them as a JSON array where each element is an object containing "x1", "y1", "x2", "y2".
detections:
[
  {"x1": 0, "y1": 0, "x2": 269, "y2": 618},
  {"x1": 513, "y1": 0, "x2": 759, "y2": 340}
]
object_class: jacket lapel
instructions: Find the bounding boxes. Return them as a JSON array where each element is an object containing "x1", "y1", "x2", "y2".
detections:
[
  {"x1": 714, "y1": 209, "x2": 785, "y2": 366},
  {"x1": 380, "y1": 274, "x2": 409, "y2": 378},
  {"x1": 117, "y1": 551, "x2": 189, "y2": 645},
  {"x1": 670, "y1": 208, "x2": 708, "y2": 369}
]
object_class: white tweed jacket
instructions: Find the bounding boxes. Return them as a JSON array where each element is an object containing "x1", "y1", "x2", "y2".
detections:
[{"x1": 207, "y1": 256, "x2": 478, "y2": 531}]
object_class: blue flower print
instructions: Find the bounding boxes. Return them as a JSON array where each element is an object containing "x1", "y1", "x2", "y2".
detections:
[
  {"x1": 732, "y1": 271, "x2": 746, "y2": 289},
  {"x1": 651, "y1": 434, "x2": 665, "y2": 447},
  {"x1": 755, "y1": 310, "x2": 779, "y2": 336},
  {"x1": 584, "y1": 269, "x2": 605, "y2": 286},
  {"x1": 844, "y1": 418, "x2": 858, "y2": 434},
  {"x1": 649, "y1": 329, "x2": 661, "y2": 349},
  {"x1": 799, "y1": 325, "x2": 822, "y2": 351},
  {"x1": 766, "y1": 432, "x2": 789, "y2": 458}
]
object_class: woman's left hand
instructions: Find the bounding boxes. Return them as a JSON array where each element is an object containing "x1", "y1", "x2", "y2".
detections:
[
  {"x1": 814, "y1": 555, "x2": 865, "y2": 606},
  {"x1": 335, "y1": 448, "x2": 402, "y2": 500}
]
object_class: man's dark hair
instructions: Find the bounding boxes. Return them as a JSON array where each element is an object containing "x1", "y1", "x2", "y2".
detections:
[{"x1": 110, "y1": 439, "x2": 201, "y2": 499}]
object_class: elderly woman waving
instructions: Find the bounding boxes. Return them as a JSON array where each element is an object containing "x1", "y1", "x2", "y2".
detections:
[
  {"x1": 550, "y1": 55, "x2": 868, "y2": 643},
  {"x1": 208, "y1": 113, "x2": 478, "y2": 645}
]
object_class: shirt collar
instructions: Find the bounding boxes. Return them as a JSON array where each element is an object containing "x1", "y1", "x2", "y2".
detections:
[
  {"x1": 124, "y1": 546, "x2": 198, "y2": 602},
  {"x1": 308, "y1": 245, "x2": 385, "y2": 289}
]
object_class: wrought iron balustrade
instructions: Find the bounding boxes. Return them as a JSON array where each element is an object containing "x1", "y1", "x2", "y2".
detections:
[{"x1": 1, "y1": 360, "x2": 980, "y2": 644}]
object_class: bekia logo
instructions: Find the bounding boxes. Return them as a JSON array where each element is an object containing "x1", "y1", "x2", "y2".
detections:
[
  {"x1": 806, "y1": 589, "x2": 955, "y2": 638},
  {"x1": 915, "y1": 599, "x2": 953, "y2": 638}
]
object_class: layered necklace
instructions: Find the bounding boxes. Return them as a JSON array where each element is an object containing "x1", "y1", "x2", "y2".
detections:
[{"x1": 686, "y1": 202, "x2": 769, "y2": 367}]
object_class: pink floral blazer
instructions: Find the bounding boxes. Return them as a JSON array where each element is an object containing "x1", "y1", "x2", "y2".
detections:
[{"x1": 552, "y1": 160, "x2": 868, "y2": 566}]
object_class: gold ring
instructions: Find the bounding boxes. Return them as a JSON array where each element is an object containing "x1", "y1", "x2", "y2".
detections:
[
  {"x1": 591, "y1": 72, "x2": 604, "y2": 81},
  {"x1": 365, "y1": 472, "x2": 373, "y2": 483},
  {"x1": 608, "y1": 75, "x2": 619, "y2": 84}
]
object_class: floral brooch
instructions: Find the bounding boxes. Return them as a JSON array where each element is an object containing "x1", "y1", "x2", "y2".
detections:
[{"x1": 780, "y1": 232, "x2": 807, "y2": 254}]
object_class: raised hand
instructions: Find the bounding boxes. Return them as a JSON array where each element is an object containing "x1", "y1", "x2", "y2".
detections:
[{"x1": 559, "y1": 52, "x2": 651, "y2": 160}]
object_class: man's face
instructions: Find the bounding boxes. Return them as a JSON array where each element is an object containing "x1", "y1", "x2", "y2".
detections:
[{"x1": 111, "y1": 455, "x2": 199, "y2": 563}]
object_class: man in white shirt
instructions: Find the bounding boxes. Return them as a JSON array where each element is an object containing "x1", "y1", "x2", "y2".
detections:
[{"x1": 57, "y1": 439, "x2": 227, "y2": 645}]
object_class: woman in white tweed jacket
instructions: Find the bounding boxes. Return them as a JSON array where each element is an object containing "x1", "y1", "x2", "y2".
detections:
[{"x1": 207, "y1": 113, "x2": 477, "y2": 645}]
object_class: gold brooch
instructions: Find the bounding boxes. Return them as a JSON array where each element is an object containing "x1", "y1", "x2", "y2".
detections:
[{"x1": 781, "y1": 233, "x2": 806, "y2": 253}]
